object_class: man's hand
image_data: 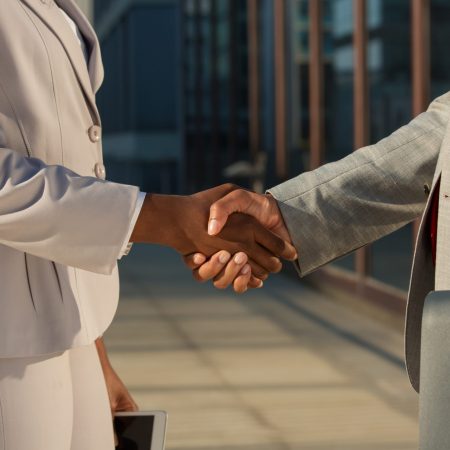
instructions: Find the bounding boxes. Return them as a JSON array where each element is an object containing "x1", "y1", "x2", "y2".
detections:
[
  {"x1": 183, "y1": 189, "x2": 296, "y2": 292},
  {"x1": 208, "y1": 189, "x2": 292, "y2": 242},
  {"x1": 131, "y1": 184, "x2": 297, "y2": 279}
]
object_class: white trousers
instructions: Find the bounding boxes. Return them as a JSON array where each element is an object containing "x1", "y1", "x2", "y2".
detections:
[{"x1": 0, "y1": 343, "x2": 114, "y2": 450}]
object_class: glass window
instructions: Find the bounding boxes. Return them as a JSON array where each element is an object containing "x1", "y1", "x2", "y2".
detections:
[
  {"x1": 430, "y1": 0, "x2": 450, "y2": 98},
  {"x1": 97, "y1": 23, "x2": 126, "y2": 133},
  {"x1": 368, "y1": 0, "x2": 413, "y2": 291},
  {"x1": 323, "y1": 0, "x2": 355, "y2": 271},
  {"x1": 128, "y1": 6, "x2": 179, "y2": 132},
  {"x1": 325, "y1": 0, "x2": 353, "y2": 164}
]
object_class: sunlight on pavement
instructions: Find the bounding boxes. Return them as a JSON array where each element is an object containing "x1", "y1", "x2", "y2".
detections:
[{"x1": 105, "y1": 245, "x2": 419, "y2": 450}]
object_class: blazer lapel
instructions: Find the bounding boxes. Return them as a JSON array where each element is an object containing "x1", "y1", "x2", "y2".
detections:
[
  {"x1": 57, "y1": 0, "x2": 104, "y2": 93},
  {"x1": 20, "y1": 0, "x2": 101, "y2": 122}
]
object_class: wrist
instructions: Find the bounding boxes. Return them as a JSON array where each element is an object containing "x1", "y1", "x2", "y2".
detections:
[
  {"x1": 130, "y1": 194, "x2": 190, "y2": 250},
  {"x1": 95, "y1": 338, "x2": 114, "y2": 374}
]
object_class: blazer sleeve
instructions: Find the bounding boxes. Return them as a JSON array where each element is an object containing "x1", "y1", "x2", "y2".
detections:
[
  {"x1": 0, "y1": 144, "x2": 140, "y2": 275},
  {"x1": 268, "y1": 91, "x2": 450, "y2": 276}
]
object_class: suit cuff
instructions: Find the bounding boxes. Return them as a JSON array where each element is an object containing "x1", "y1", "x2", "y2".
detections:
[{"x1": 118, "y1": 191, "x2": 146, "y2": 258}]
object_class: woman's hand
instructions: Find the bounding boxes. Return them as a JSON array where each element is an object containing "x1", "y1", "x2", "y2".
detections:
[
  {"x1": 103, "y1": 366, "x2": 138, "y2": 413},
  {"x1": 183, "y1": 188, "x2": 296, "y2": 292},
  {"x1": 183, "y1": 251, "x2": 264, "y2": 293},
  {"x1": 95, "y1": 339, "x2": 138, "y2": 414}
]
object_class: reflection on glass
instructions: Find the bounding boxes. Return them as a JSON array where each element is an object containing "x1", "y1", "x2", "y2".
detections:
[
  {"x1": 288, "y1": 0, "x2": 309, "y2": 177},
  {"x1": 368, "y1": 0, "x2": 413, "y2": 291},
  {"x1": 327, "y1": 0, "x2": 355, "y2": 271},
  {"x1": 183, "y1": 0, "x2": 249, "y2": 192},
  {"x1": 325, "y1": 0, "x2": 354, "y2": 164},
  {"x1": 431, "y1": 0, "x2": 450, "y2": 98}
]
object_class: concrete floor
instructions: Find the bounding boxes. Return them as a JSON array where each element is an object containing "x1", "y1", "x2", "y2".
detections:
[{"x1": 104, "y1": 245, "x2": 419, "y2": 450}]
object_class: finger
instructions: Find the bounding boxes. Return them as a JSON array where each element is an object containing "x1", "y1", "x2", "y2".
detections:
[
  {"x1": 193, "y1": 251, "x2": 231, "y2": 282},
  {"x1": 213, "y1": 252, "x2": 249, "y2": 289},
  {"x1": 233, "y1": 265, "x2": 252, "y2": 293},
  {"x1": 246, "y1": 241, "x2": 283, "y2": 273},
  {"x1": 131, "y1": 399, "x2": 139, "y2": 412},
  {"x1": 208, "y1": 189, "x2": 253, "y2": 236},
  {"x1": 183, "y1": 253, "x2": 207, "y2": 269},
  {"x1": 247, "y1": 259, "x2": 269, "y2": 281},
  {"x1": 248, "y1": 275, "x2": 264, "y2": 289},
  {"x1": 254, "y1": 225, "x2": 298, "y2": 261}
]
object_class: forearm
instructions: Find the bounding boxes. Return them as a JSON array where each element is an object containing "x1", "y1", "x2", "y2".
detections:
[
  {"x1": 270, "y1": 92, "x2": 450, "y2": 276},
  {"x1": 95, "y1": 337, "x2": 112, "y2": 373},
  {"x1": 0, "y1": 147, "x2": 139, "y2": 274},
  {"x1": 130, "y1": 193, "x2": 189, "y2": 249},
  {"x1": 95, "y1": 337, "x2": 139, "y2": 412}
]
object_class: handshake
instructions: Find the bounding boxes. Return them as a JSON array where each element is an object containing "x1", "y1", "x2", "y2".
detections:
[{"x1": 131, "y1": 184, "x2": 297, "y2": 293}]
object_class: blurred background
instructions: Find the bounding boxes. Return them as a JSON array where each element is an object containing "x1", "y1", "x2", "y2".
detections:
[{"x1": 77, "y1": 1, "x2": 450, "y2": 449}]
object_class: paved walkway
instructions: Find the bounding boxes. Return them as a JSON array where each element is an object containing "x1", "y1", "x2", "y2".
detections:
[{"x1": 104, "y1": 245, "x2": 419, "y2": 450}]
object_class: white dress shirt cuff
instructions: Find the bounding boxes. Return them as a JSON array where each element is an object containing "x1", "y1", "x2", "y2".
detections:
[{"x1": 119, "y1": 191, "x2": 146, "y2": 259}]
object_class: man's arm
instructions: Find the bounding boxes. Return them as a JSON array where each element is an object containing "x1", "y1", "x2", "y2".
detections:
[
  {"x1": 267, "y1": 91, "x2": 449, "y2": 275},
  {"x1": 187, "y1": 91, "x2": 450, "y2": 283}
]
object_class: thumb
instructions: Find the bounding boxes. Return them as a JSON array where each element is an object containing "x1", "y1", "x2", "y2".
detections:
[{"x1": 208, "y1": 190, "x2": 250, "y2": 235}]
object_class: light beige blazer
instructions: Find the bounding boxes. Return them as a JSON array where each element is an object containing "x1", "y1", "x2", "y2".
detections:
[
  {"x1": 0, "y1": 0, "x2": 139, "y2": 357},
  {"x1": 270, "y1": 91, "x2": 450, "y2": 393}
]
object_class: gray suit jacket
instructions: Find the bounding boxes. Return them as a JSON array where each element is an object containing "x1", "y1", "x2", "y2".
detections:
[
  {"x1": 0, "y1": 0, "x2": 139, "y2": 356},
  {"x1": 269, "y1": 91, "x2": 450, "y2": 393}
]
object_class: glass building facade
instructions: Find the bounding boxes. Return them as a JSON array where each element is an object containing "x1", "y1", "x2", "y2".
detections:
[
  {"x1": 95, "y1": 0, "x2": 183, "y2": 194},
  {"x1": 94, "y1": 0, "x2": 450, "y2": 311},
  {"x1": 183, "y1": 0, "x2": 250, "y2": 192}
]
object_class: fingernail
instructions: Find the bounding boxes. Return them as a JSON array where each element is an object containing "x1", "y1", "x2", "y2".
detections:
[
  {"x1": 219, "y1": 251, "x2": 231, "y2": 264},
  {"x1": 193, "y1": 254, "x2": 204, "y2": 265},
  {"x1": 208, "y1": 219, "x2": 219, "y2": 235},
  {"x1": 234, "y1": 253, "x2": 246, "y2": 265},
  {"x1": 241, "y1": 264, "x2": 250, "y2": 275},
  {"x1": 257, "y1": 280, "x2": 264, "y2": 288}
]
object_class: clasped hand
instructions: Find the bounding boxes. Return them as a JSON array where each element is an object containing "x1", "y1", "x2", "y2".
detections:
[
  {"x1": 131, "y1": 184, "x2": 296, "y2": 292},
  {"x1": 182, "y1": 184, "x2": 296, "y2": 293}
]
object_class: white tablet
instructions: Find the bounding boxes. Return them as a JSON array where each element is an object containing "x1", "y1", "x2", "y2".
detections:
[{"x1": 114, "y1": 411, "x2": 167, "y2": 450}]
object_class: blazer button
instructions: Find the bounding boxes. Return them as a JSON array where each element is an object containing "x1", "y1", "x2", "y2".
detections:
[
  {"x1": 88, "y1": 125, "x2": 101, "y2": 143},
  {"x1": 94, "y1": 163, "x2": 106, "y2": 179}
]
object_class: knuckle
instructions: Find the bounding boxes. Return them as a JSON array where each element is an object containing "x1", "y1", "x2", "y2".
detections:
[
  {"x1": 235, "y1": 286, "x2": 245, "y2": 294},
  {"x1": 235, "y1": 189, "x2": 247, "y2": 200},
  {"x1": 213, "y1": 279, "x2": 228, "y2": 290},
  {"x1": 182, "y1": 256, "x2": 193, "y2": 267},
  {"x1": 209, "y1": 203, "x2": 220, "y2": 216},
  {"x1": 271, "y1": 258, "x2": 282, "y2": 273},
  {"x1": 251, "y1": 267, "x2": 266, "y2": 279},
  {"x1": 275, "y1": 239, "x2": 286, "y2": 255},
  {"x1": 198, "y1": 266, "x2": 216, "y2": 281},
  {"x1": 222, "y1": 182, "x2": 238, "y2": 191},
  {"x1": 193, "y1": 271, "x2": 206, "y2": 283},
  {"x1": 233, "y1": 280, "x2": 246, "y2": 293}
]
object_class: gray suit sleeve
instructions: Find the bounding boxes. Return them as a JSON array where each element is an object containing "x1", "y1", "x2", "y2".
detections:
[
  {"x1": 0, "y1": 146, "x2": 140, "y2": 275},
  {"x1": 268, "y1": 92, "x2": 450, "y2": 276}
]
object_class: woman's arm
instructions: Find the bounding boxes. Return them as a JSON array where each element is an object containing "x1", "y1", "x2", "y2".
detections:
[{"x1": 95, "y1": 338, "x2": 138, "y2": 413}]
